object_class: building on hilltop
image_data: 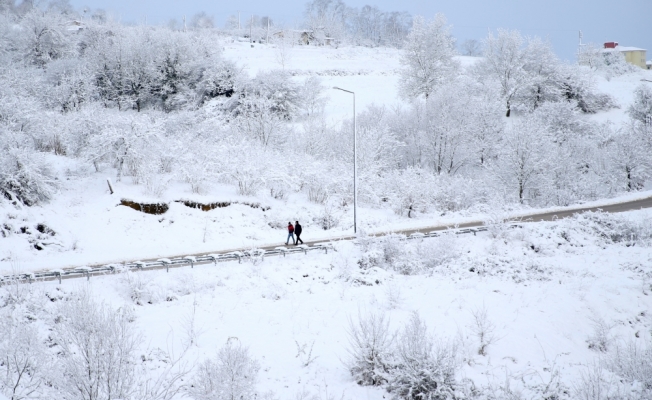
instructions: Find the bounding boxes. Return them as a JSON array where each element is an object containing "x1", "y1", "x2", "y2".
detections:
[
  {"x1": 272, "y1": 29, "x2": 336, "y2": 46},
  {"x1": 65, "y1": 20, "x2": 85, "y2": 32},
  {"x1": 602, "y1": 42, "x2": 647, "y2": 68}
]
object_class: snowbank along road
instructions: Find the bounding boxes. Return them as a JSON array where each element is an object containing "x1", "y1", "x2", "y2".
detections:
[{"x1": 5, "y1": 195, "x2": 652, "y2": 283}]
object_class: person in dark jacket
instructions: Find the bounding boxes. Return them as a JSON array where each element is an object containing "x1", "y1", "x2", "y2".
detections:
[
  {"x1": 286, "y1": 222, "x2": 295, "y2": 245},
  {"x1": 295, "y1": 221, "x2": 303, "y2": 244}
]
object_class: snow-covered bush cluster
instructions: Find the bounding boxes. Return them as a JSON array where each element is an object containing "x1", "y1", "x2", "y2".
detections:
[
  {"x1": 355, "y1": 211, "x2": 652, "y2": 286},
  {"x1": 357, "y1": 233, "x2": 460, "y2": 275},
  {"x1": 346, "y1": 311, "x2": 459, "y2": 399}
]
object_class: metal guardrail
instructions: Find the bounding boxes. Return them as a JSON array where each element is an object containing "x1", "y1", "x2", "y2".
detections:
[{"x1": 0, "y1": 226, "x2": 495, "y2": 284}]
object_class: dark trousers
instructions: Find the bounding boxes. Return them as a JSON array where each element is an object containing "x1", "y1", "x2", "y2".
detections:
[{"x1": 295, "y1": 233, "x2": 303, "y2": 244}]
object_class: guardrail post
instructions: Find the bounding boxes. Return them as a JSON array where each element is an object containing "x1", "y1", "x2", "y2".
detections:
[{"x1": 183, "y1": 256, "x2": 196, "y2": 269}]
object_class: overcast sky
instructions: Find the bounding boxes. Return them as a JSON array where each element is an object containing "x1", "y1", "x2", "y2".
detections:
[{"x1": 68, "y1": 0, "x2": 651, "y2": 62}]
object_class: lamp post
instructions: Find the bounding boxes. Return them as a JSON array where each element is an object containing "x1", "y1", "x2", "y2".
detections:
[{"x1": 332, "y1": 86, "x2": 357, "y2": 234}]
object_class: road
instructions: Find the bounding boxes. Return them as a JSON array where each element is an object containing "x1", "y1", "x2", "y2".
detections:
[
  {"x1": 167, "y1": 195, "x2": 652, "y2": 260},
  {"x1": 9, "y1": 194, "x2": 652, "y2": 281}
]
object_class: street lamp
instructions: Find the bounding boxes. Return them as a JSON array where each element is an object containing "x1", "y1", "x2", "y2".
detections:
[{"x1": 332, "y1": 86, "x2": 357, "y2": 234}]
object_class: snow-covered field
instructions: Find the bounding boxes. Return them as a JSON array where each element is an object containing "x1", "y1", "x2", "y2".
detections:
[{"x1": 4, "y1": 209, "x2": 651, "y2": 399}]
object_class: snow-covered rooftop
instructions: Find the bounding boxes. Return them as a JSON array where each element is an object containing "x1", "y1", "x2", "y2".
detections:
[{"x1": 602, "y1": 46, "x2": 646, "y2": 52}]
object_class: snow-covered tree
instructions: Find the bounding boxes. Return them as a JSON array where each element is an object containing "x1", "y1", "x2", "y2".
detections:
[
  {"x1": 517, "y1": 37, "x2": 562, "y2": 112},
  {"x1": 423, "y1": 80, "x2": 477, "y2": 174},
  {"x1": 558, "y1": 64, "x2": 616, "y2": 114},
  {"x1": 188, "y1": 340, "x2": 260, "y2": 400},
  {"x1": 398, "y1": 14, "x2": 459, "y2": 100},
  {"x1": 628, "y1": 84, "x2": 652, "y2": 125},
  {"x1": 467, "y1": 83, "x2": 504, "y2": 166},
  {"x1": 298, "y1": 76, "x2": 327, "y2": 118},
  {"x1": 83, "y1": 113, "x2": 165, "y2": 181},
  {"x1": 304, "y1": 0, "x2": 347, "y2": 42},
  {"x1": 348, "y1": 105, "x2": 403, "y2": 176},
  {"x1": 461, "y1": 39, "x2": 481, "y2": 56},
  {"x1": 372, "y1": 167, "x2": 436, "y2": 217},
  {"x1": 611, "y1": 127, "x2": 650, "y2": 192},
  {"x1": 577, "y1": 43, "x2": 603, "y2": 70},
  {"x1": 233, "y1": 96, "x2": 289, "y2": 148},
  {"x1": 54, "y1": 291, "x2": 140, "y2": 400},
  {"x1": 19, "y1": 9, "x2": 70, "y2": 67},
  {"x1": 45, "y1": 58, "x2": 93, "y2": 112},
  {"x1": 480, "y1": 29, "x2": 530, "y2": 117},
  {"x1": 493, "y1": 116, "x2": 551, "y2": 203},
  {"x1": 190, "y1": 12, "x2": 214, "y2": 29},
  {"x1": 0, "y1": 316, "x2": 51, "y2": 400}
]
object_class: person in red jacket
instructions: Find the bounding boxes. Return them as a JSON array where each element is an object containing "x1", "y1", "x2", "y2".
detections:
[{"x1": 286, "y1": 222, "x2": 295, "y2": 245}]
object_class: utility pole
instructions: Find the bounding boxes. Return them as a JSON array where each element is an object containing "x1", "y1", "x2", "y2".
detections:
[
  {"x1": 577, "y1": 30, "x2": 586, "y2": 64},
  {"x1": 266, "y1": 18, "x2": 269, "y2": 44},
  {"x1": 250, "y1": 15, "x2": 253, "y2": 43},
  {"x1": 183, "y1": 15, "x2": 186, "y2": 32},
  {"x1": 238, "y1": 11, "x2": 241, "y2": 29}
]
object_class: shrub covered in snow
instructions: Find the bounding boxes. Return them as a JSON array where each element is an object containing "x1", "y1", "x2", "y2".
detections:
[
  {"x1": 570, "y1": 211, "x2": 652, "y2": 247},
  {"x1": 346, "y1": 311, "x2": 395, "y2": 386},
  {"x1": 608, "y1": 340, "x2": 652, "y2": 397},
  {"x1": 188, "y1": 339, "x2": 260, "y2": 400},
  {"x1": 0, "y1": 134, "x2": 58, "y2": 206},
  {"x1": 387, "y1": 313, "x2": 459, "y2": 400},
  {"x1": 357, "y1": 233, "x2": 461, "y2": 276},
  {"x1": 601, "y1": 51, "x2": 640, "y2": 79}
]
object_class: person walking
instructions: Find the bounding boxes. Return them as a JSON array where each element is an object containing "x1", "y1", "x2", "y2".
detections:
[
  {"x1": 285, "y1": 222, "x2": 295, "y2": 245},
  {"x1": 295, "y1": 221, "x2": 303, "y2": 245}
]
